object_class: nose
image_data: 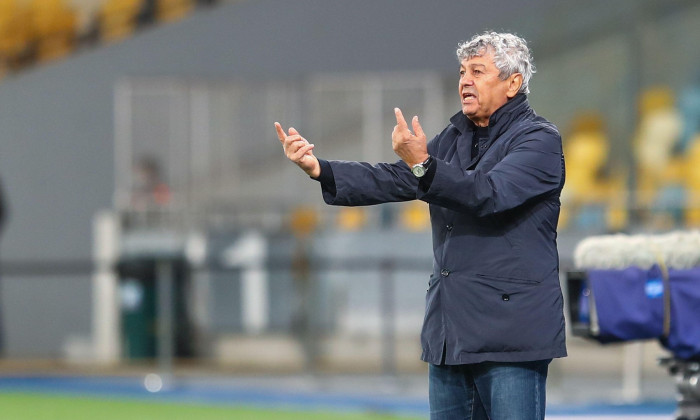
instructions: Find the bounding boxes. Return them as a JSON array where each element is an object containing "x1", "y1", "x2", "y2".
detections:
[{"x1": 460, "y1": 73, "x2": 474, "y2": 87}]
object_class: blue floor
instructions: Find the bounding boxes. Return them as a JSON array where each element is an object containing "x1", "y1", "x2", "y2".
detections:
[{"x1": 0, "y1": 375, "x2": 676, "y2": 418}]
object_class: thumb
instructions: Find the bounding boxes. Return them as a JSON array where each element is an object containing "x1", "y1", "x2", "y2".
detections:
[{"x1": 412, "y1": 116, "x2": 425, "y2": 138}]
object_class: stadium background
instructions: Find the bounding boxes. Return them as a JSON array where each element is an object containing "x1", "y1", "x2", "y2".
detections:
[{"x1": 0, "y1": 0, "x2": 699, "y2": 418}]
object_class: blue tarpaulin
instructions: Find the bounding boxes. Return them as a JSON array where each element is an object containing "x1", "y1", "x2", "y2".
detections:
[
  {"x1": 661, "y1": 268, "x2": 700, "y2": 360},
  {"x1": 586, "y1": 266, "x2": 700, "y2": 360}
]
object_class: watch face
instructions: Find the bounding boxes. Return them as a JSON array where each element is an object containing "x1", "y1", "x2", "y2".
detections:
[{"x1": 412, "y1": 165, "x2": 426, "y2": 177}]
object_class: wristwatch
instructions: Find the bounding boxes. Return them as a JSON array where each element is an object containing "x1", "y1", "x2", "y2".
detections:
[{"x1": 411, "y1": 156, "x2": 433, "y2": 178}]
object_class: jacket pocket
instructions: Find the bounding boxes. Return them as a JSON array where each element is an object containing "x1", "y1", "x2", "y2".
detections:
[
  {"x1": 453, "y1": 274, "x2": 557, "y2": 353},
  {"x1": 475, "y1": 273, "x2": 542, "y2": 287}
]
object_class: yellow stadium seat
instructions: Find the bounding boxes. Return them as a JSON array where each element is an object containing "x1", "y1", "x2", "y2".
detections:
[
  {"x1": 98, "y1": 0, "x2": 141, "y2": 43},
  {"x1": 559, "y1": 111, "x2": 633, "y2": 232},
  {"x1": 605, "y1": 173, "x2": 629, "y2": 232},
  {"x1": 399, "y1": 201, "x2": 430, "y2": 231},
  {"x1": 290, "y1": 206, "x2": 319, "y2": 237},
  {"x1": 337, "y1": 207, "x2": 366, "y2": 231},
  {"x1": 157, "y1": 0, "x2": 194, "y2": 23},
  {"x1": 0, "y1": 0, "x2": 31, "y2": 71},
  {"x1": 28, "y1": 0, "x2": 77, "y2": 62},
  {"x1": 560, "y1": 112, "x2": 627, "y2": 231},
  {"x1": 634, "y1": 86, "x2": 682, "y2": 207},
  {"x1": 563, "y1": 112, "x2": 609, "y2": 204},
  {"x1": 684, "y1": 135, "x2": 700, "y2": 226}
]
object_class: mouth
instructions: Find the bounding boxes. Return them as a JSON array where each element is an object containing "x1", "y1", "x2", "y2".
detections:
[{"x1": 461, "y1": 91, "x2": 477, "y2": 104}]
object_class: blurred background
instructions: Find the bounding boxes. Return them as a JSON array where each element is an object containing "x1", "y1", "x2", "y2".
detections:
[{"x1": 0, "y1": 0, "x2": 699, "y2": 418}]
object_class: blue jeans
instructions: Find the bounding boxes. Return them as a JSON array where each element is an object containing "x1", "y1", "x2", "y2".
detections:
[{"x1": 429, "y1": 359, "x2": 551, "y2": 420}]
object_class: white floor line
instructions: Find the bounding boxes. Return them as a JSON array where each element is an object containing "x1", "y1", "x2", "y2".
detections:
[{"x1": 547, "y1": 416, "x2": 671, "y2": 420}]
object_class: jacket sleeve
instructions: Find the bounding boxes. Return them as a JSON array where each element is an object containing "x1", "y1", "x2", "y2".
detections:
[
  {"x1": 320, "y1": 159, "x2": 419, "y2": 206},
  {"x1": 417, "y1": 128, "x2": 564, "y2": 216}
]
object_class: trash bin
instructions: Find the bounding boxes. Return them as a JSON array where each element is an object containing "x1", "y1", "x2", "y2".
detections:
[{"x1": 117, "y1": 255, "x2": 194, "y2": 359}]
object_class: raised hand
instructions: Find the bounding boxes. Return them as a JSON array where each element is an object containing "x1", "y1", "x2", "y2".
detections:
[
  {"x1": 275, "y1": 122, "x2": 321, "y2": 178},
  {"x1": 391, "y1": 108, "x2": 428, "y2": 167}
]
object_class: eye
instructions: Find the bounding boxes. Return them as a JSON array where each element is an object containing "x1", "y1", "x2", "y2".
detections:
[
  {"x1": 459, "y1": 70, "x2": 465, "y2": 76},
  {"x1": 473, "y1": 69, "x2": 483, "y2": 75}
]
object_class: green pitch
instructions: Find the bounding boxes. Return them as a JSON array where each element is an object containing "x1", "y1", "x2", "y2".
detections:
[{"x1": 0, "y1": 393, "x2": 425, "y2": 420}]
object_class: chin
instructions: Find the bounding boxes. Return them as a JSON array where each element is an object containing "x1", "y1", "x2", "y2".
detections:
[{"x1": 462, "y1": 104, "x2": 478, "y2": 115}]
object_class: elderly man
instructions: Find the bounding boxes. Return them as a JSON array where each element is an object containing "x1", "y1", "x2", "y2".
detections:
[{"x1": 276, "y1": 31, "x2": 566, "y2": 420}]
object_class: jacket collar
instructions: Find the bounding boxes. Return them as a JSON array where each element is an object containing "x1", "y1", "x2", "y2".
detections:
[
  {"x1": 449, "y1": 94, "x2": 530, "y2": 169},
  {"x1": 449, "y1": 93, "x2": 530, "y2": 137}
]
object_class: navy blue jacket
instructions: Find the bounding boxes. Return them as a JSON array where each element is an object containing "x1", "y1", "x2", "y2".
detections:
[{"x1": 317, "y1": 94, "x2": 567, "y2": 364}]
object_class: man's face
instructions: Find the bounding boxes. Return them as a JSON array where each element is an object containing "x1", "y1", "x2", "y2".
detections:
[{"x1": 459, "y1": 51, "x2": 518, "y2": 127}]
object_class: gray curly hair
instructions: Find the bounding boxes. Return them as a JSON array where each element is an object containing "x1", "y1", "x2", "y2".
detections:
[{"x1": 456, "y1": 31, "x2": 536, "y2": 94}]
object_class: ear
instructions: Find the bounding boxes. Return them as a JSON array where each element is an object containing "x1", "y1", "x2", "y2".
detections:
[{"x1": 506, "y1": 73, "x2": 523, "y2": 98}]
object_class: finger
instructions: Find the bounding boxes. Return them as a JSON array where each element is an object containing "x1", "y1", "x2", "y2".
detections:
[
  {"x1": 394, "y1": 108, "x2": 409, "y2": 130},
  {"x1": 274, "y1": 122, "x2": 287, "y2": 143},
  {"x1": 288, "y1": 127, "x2": 309, "y2": 144},
  {"x1": 412, "y1": 116, "x2": 426, "y2": 139},
  {"x1": 293, "y1": 143, "x2": 315, "y2": 160},
  {"x1": 285, "y1": 137, "x2": 307, "y2": 153}
]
